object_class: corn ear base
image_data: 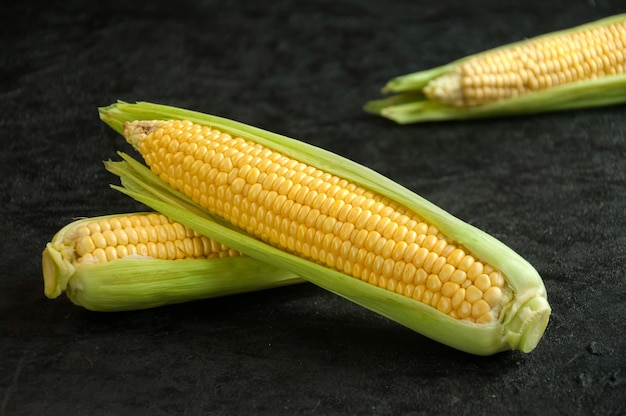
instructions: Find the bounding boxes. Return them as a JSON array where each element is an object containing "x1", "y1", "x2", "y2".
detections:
[
  {"x1": 100, "y1": 101, "x2": 551, "y2": 355},
  {"x1": 42, "y1": 214, "x2": 302, "y2": 312},
  {"x1": 365, "y1": 14, "x2": 626, "y2": 123}
]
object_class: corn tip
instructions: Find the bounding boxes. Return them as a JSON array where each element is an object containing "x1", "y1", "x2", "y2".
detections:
[
  {"x1": 42, "y1": 243, "x2": 72, "y2": 299},
  {"x1": 506, "y1": 295, "x2": 551, "y2": 353}
]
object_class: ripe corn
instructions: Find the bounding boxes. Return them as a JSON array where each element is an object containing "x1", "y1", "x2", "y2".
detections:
[
  {"x1": 100, "y1": 101, "x2": 551, "y2": 355},
  {"x1": 123, "y1": 119, "x2": 511, "y2": 325},
  {"x1": 365, "y1": 14, "x2": 626, "y2": 123},
  {"x1": 43, "y1": 212, "x2": 301, "y2": 311}
]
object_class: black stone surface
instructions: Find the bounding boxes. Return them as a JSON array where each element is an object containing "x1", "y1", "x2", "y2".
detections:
[{"x1": 2, "y1": 1, "x2": 625, "y2": 414}]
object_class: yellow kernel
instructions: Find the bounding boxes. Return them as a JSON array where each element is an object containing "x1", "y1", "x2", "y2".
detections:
[
  {"x1": 483, "y1": 287, "x2": 503, "y2": 307},
  {"x1": 382, "y1": 258, "x2": 395, "y2": 278},
  {"x1": 458, "y1": 301, "x2": 472, "y2": 319},
  {"x1": 364, "y1": 231, "x2": 381, "y2": 251},
  {"x1": 422, "y1": 290, "x2": 433, "y2": 305},
  {"x1": 412, "y1": 284, "x2": 426, "y2": 302},
  {"x1": 381, "y1": 221, "x2": 398, "y2": 239},
  {"x1": 395, "y1": 280, "x2": 405, "y2": 295},
  {"x1": 450, "y1": 269, "x2": 467, "y2": 285},
  {"x1": 134, "y1": 226, "x2": 149, "y2": 243},
  {"x1": 76, "y1": 236, "x2": 96, "y2": 257},
  {"x1": 426, "y1": 274, "x2": 442, "y2": 292},
  {"x1": 467, "y1": 261, "x2": 484, "y2": 280},
  {"x1": 426, "y1": 224, "x2": 439, "y2": 235},
  {"x1": 338, "y1": 222, "x2": 354, "y2": 241},
  {"x1": 74, "y1": 225, "x2": 91, "y2": 239},
  {"x1": 465, "y1": 285, "x2": 483, "y2": 303},
  {"x1": 438, "y1": 264, "x2": 455, "y2": 282},
  {"x1": 305, "y1": 209, "x2": 320, "y2": 228},
  {"x1": 457, "y1": 255, "x2": 475, "y2": 272},
  {"x1": 451, "y1": 288, "x2": 465, "y2": 309},
  {"x1": 437, "y1": 296, "x2": 452, "y2": 314},
  {"x1": 358, "y1": 265, "x2": 371, "y2": 282},
  {"x1": 144, "y1": 242, "x2": 156, "y2": 257},
  {"x1": 337, "y1": 203, "x2": 353, "y2": 222},
  {"x1": 422, "y1": 252, "x2": 438, "y2": 272},
  {"x1": 392, "y1": 261, "x2": 405, "y2": 281},
  {"x1": 162, "y1": 240, "x2": 175, "y2": 259},
  {"x1": 112, "y1": 229, "x2": 128, "y2": 246},
  {"x1": 355, "y1": 247, "x2": 367, "y2": 266},
  {"x1": 447, "y1": 248, "x2": 465, "y2": 267},
  {"x1": 354, "y1": 209, "x2": 372, "y2": 228},
  {"x1": 392, "y1": 241, "x2": 408, "y2": 261},
  {"x1": 321, "y1": 216, "x2": 336, "y2": 233},
  {"x1": 157, "y1": 225, "x2": 172, "y2": 243},
  {"x1": 414, "y1": 268, "x2": 428, "y2": 285},
  {"x1": 372, "y1": 255, "x2": 385, "y2": 274},
  {"x1": 116, "y1": 245, "x2": 129, "y2": 258},
  {"x1": 402, "y1": 263, "x2": 417, "y2": 283},
  {"x1": 430, "y1": 256, "x2": 447, "y2": 275},
  {"x1": 421, "y1": 234, "x2": 438, "y2": 250},
  {"x1": 98, "y1": 220, "x2": 113, "y2": 232},
  {"x1": 378, "y1": 274, "x2": 387, "y2": 289},
  {"x1": 392, "y1": 225, "x2": 408, "y2": 241},
  {"x1": 430, "y1": 292, "x2": 441, "y2": 308},
  {"x1": 231, "y1": 177, "x2": 246, "y2": 194},
  {"x1": 92, "y1": 248, "x2": 107, "y2": 263},
  {"x1": 381, "y1": 239, "x2": 396, "y2": 259},
  {"x1": 403, "y1": 243, "x2": 419, "y2": 263},
  {"x1": 119, "y1": 216, "x2": 136, "y2": 229},
  {"x1": 365, "y1": 213, "x2": 382, "y2": 231},
  {"x1": 124, "y1": 227, "x2": 139, "y2": 245},
  {"x1": 345, "y1": 205, "x2": 363, "y2": 224},
  {"x1": 441, "y1": 281, "x2": 460, "y2": 298},
  {"x1": 432, "y1": 239, "x2": 447, "y2": 255},
  {"x1": 404, "y1": 283, "x2": 415, "y2": 298},
  {"x1": 104, "y1": 246, "x2": 118, "y2": 261},
  {"x1": 474, "y1": 273, "x2": 492, "y2": 292},
  {"x1": 91, "y1": 232, "x2": 107, "y2": 249},
  {"x1": 413, "y1": 247, "x2": 429, "y2": 268},
  {"x1": 304, "y1": 189, "x2": 321, "y2": 209},
  {"x1": 363, "y1": 252, "x2": 376, "y2": 270},
  {"x1": 328, "y1": 199, "x2": 345, "y2": 217},
  {"x1": 471, "y1": 299, "x2": 491, "y2": 319},
  {"x1": 108, "y1": 218, "x2": 123, "y2": 230},
  {"x1": 404, "y1": 230, "x2": 418, "y2": 244},
  {"x1": 373, "y1": 236, "x2": 387, "y2": 255},
  {"x1": 489, "y1": 271, "x2": 505, "y2": 287}
]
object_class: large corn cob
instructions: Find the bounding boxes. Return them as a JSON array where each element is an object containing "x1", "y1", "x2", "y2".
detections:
[
  {"x1": 43, "y1": 212, "x2": 300, "y2": 311},
  {"x1": 365, "y1": 14, "x2": 626, "y2": 123},
  {"x1": 100, "y1": 101, "x2": 551, "y2": 355}
]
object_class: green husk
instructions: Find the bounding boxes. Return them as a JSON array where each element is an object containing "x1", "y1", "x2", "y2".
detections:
[
  {"x1": 365, "y1": 13, "x2": 626, "y2": 123},
  {"x1": 42, "y1": 214, "x2": 302, "y2": 312},
  {"x1": 100, "y1": 101, "x2": 551, "y2": 355}
]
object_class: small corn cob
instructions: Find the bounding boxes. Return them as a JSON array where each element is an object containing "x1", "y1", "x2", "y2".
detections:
[
  {"x1": 100, "y1": 101, "x2": 551, "y2": 355},
  {"x1": 43, "y1": 212, "x2": 301, "y2": 311},
  {"x1": 365, "y1": 14, "x2": 626, "y2": 123}
]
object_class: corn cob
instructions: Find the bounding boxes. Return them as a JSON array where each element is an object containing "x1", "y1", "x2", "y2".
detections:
[
  {"x1": 365, "y1": 14, "x2": 626, "y2": 123},
  {"x1": 100, "y1": 101, "x2": 551, "y2": 355},
  {"x1": 43, "y1": 212, "x2": 301, "y2": 311}
]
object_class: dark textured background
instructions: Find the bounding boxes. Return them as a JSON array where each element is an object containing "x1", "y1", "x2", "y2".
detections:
[{"x1": 2, "y1": 1, "x2": 625, "y2": 415}]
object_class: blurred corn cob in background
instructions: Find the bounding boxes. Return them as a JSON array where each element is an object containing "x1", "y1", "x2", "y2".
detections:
[{"x1": 365, "y1": 14, "x2": 626, "y2": 123}]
